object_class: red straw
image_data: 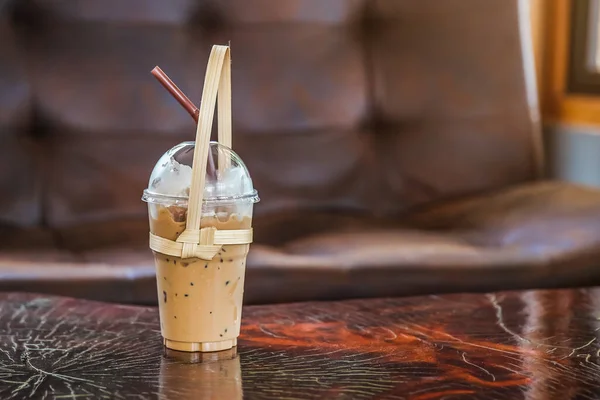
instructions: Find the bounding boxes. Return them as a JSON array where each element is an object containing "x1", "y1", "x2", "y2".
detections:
[
  {"x1": 151, "y1": 67, "x2": 199, "y2": 122},
  {"x1": 151, "y1": 66, "x2": 216, "y2": 178}
]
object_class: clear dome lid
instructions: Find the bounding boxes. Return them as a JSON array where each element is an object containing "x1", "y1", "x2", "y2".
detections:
[{"x1": 142, "y1": 141, "x2": 259, "y2": 206}]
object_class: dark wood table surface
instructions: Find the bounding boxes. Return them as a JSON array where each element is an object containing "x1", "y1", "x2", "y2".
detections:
[{"x1": 0, "y1": 288, "x2": 599, "y2": 399}]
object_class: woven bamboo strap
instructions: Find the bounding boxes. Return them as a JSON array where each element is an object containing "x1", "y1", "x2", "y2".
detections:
[
  {"x1": 149, "y1": 45, "x2": 248, "y2": 260},
  {"x1": 150, "y1": 228, "x2": 253, "y2": 260}
]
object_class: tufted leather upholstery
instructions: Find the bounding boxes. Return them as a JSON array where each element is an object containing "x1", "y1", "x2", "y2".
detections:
[{"x1": 2, "y1": 0, "x2": 600, "y2": 305}]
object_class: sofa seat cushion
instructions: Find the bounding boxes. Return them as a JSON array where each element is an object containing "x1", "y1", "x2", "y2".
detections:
[
  {"x1": 246, "y1": 181, "x2": 600, "y2": 302},
  {"x1": 1, "y1": 181, "x2": 600, "y2": 304}
]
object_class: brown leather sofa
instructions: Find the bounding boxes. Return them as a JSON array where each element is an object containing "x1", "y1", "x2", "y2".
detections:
[{"x1": 2, "y1": 0, "x2": 600, "y2": 305}]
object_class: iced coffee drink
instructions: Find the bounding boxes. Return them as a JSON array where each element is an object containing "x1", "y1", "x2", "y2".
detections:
[{"x1": 143, "y1": 141, "x2": 258, "y2": 352}]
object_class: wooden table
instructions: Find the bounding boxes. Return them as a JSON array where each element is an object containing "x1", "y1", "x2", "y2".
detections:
[{"x1": 0, "y1": 288, "x2": 599, "y2": 399}]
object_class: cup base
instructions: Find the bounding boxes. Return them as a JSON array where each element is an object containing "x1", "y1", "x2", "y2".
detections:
[{"x1": 164, "y1": 337, "x2": 237, "y2": 353}]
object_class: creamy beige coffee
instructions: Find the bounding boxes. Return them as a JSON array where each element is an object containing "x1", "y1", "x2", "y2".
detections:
[{"x1": 150, "y1": 204, "x2": 252, "y2": 352}]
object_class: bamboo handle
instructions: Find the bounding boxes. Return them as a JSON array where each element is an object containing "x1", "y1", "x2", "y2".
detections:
[
  {"x1": 218, "y1": 45, "x2": 232, "y2": 151},
  {"x1": 183, "y1": 45, "x2": 231, "y2": 257}
]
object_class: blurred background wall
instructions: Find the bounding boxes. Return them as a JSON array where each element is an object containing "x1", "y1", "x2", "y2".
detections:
[{"x1": 533, "y1": 0, "x2": 600, "y2": 187}]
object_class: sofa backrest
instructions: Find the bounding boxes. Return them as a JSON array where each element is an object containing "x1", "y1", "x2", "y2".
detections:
[{"x1": 0, "y1": 0, "x2": 542, "y2": 246}]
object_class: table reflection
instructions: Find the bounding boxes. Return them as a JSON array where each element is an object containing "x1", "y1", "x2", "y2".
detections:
[
  {"x1": 159, "y1": 347, "x2": 242, "y2": 399},
  {"x1": 521, "y1": 290, "x2": 599, "y2": 400}
]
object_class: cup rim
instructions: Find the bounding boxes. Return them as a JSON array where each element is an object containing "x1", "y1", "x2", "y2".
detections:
[{"x1": 142, "y1": 189, "x2": 259, "y2": 205}]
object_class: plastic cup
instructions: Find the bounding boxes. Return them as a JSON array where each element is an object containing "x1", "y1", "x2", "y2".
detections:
[{"x1": 142, "y1": 141, "x2": 258, "y2": 352}]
